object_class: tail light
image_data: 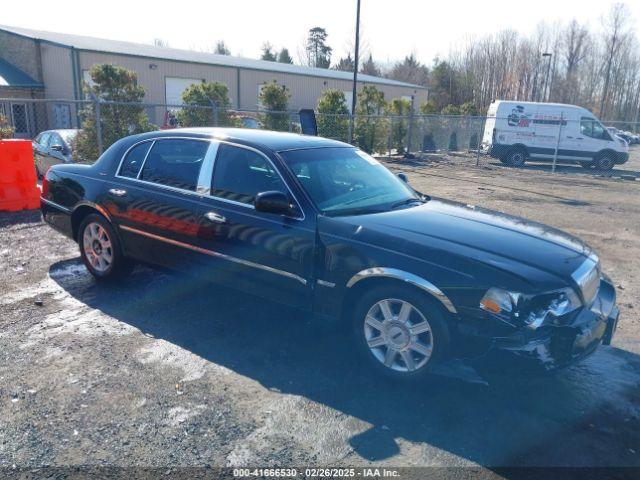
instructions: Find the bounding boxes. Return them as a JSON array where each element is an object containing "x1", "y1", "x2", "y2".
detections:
[{"x1": 41, "y1": 167, "x2": 52, "y2": 197}]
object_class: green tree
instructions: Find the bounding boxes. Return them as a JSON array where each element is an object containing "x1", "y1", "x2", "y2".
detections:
[
  {"x1": 214, "y1": 40, "x2": 230, "y2": 55},
  {"x1": 459, "y1": 101, "x2": 478, "y2": 116},
  {"x1": 277, "y1": 48, "x2": 293, "y2": 64},
  {"x1": 386, "y1": 97, "x2": 411, "y2": 154},
  {"x1": 316, "y1": 89, "x2": 349, "y2": 142},
  {"x1": 75, "y1": 64, "x2": 155, "y2": 162},
  {"x1": 259, "y1": 81, "x2": 290, "y2": 131},
  {"x1": 429, "y1": 59, "x2": 460, "y2": 110},
  {"x1": 441, "y1": 104, "x2": 461, "y2": 115},
  {"x1": 360, "y1": 54, "x2": 381, "y2": 77},
  {"x1": 354, "y1": 85, "x2": 387, "y2": 154},
  {"x1": 305, "y1": 27, "x2": 332, "y2": 68},
  {"x1": 0, "y1": 112, "x2": 13, "y2": 139},
  {"x1": 261, "y1": 43, "x2": 277, "y2": 61},
  {"x1": 176, "y1": 81, "x2": 231, "y2": 127},
  {"x1": 334, "y1": 54, "x2": 354, "y2": 72},
  {"x1": 419, "y1": 100, "x2": 438, "y2": 114},
  {"x1": 388, "y1": 54, "x2": 429, "y2": 86}
]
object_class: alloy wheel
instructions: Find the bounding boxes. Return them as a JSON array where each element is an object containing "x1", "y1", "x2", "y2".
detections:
[
  {"x1": 363, "y1": 298, "x2": 434, "y2": 372},
  {"x1": 82, "y1": 222, "x2": 114, "y2": 273}
]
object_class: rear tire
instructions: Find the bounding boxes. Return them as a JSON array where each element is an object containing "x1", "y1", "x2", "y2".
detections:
[
  {"x1": 351, "y1": 285, "x2": 450, "y2": 381},
  {"x1": 504, "y1": 148, "x2": 527, "y2": 167},
  {"x1": 78, "y1": 213, "x2": 133, "y2": 280}
]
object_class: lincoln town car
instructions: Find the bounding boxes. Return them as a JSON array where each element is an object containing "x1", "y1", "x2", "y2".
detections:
[{"x1": 40, "y1": 128, "x2": 620, "y2": 380}]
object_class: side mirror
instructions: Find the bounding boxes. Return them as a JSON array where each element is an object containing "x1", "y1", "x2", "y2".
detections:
[
  {"x1": 255, "y1": 191, "x2": 294, "y2": 216},
  {"x1": 397, "y1": 172, "x2": 409, "y2": 183},
  {"x1": 51, "y1": 144, "x2": 64, "y2": 153}
]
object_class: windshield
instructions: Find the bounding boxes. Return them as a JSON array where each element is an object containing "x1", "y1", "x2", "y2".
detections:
[{"x1": 280, "y1": 147, "x2": 421, "y2": 216}]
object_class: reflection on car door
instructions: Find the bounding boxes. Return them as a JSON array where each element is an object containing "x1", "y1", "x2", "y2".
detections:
[
  {"x1": 106, "y1": 138, "x2": 215, "y2": 272},
  {"x1": 197, "y1": 143, "x2": 315, "y2": 308}
]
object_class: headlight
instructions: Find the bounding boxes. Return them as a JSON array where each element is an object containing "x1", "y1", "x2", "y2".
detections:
[
  {"x1": 480, "y1": 286, "x2": 582, "y2": 329},
  {"x1": 479, "y1": 287, "x2": 522, "y2": 319}
]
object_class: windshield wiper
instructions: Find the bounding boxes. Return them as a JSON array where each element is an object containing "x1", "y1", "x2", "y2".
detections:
[{"x1": 390, "y1": 197, "x2": 425, "y2": 210}]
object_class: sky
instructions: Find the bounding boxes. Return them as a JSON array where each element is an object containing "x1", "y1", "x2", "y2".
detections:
[{"x1": 3, "y1": 0, "x2": 640, "y2": 67}]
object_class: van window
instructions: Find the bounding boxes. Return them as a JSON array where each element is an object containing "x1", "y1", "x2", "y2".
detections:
[
  {"x1": 139, "y1": 139, "x2": 208, "y2": 191},
  {"x1": 581, "y1": 118, "x2": 611, "y2": 141}
]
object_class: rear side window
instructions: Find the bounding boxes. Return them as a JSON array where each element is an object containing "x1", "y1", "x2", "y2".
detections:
[
  {"x1": 119, "y1": 141, "x2": 152, "y2": 179},
  {"x1": 211, "y1": 144, "x2": 286, "y2": 204},
  {"x1": 139, "y1": 139, "x2": 208, "y2": 191}
]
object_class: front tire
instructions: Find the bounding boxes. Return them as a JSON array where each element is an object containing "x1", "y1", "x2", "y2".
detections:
[
  {"x1": 595, "y1": 154, "x2": 615, "y2": 171},
  {"x1": 351, "y1": 285, "x2": 450, "y2": 380},
  {"x1": 78, "y1": 214, "x2": 132, "y2": 280}
]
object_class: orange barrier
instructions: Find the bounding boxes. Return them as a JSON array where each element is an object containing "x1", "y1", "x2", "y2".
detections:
[{"x1": 0, "y1": 139, "x2": 40, "y2": 211}]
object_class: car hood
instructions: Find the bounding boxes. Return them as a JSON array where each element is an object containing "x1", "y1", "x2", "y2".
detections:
[{"x1": 333, "y1": 198, "x2": 595, "y2": 283}]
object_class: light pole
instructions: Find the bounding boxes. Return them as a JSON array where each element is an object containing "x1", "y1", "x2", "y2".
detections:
[
  {"x1": 542, "y1": 52, "x2": 552, "y2": 102},
  {"x1": 348, "y1": 0, "x2": 361, "y2": 144}
]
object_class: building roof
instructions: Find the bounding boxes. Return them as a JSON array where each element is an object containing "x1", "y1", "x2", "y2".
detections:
[
  {"x1": 0, "y1": 57, "x2": 43, "y2": 88},
  {"x1": 0, "y1": 25, "x2": 426, "y2": 90}
]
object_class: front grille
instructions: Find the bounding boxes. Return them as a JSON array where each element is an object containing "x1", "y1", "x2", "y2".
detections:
[{"x1": 572, "y1": 258, "x2": 600, "y2": 306}]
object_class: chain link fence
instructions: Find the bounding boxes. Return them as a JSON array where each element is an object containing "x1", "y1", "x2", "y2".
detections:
[{"x1": 1, "y1": 97, "x2": 638, "y2": 179}]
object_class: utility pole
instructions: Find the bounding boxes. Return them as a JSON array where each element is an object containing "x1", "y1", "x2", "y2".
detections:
[
  {"x1": 542, "y1": 52, "x2": 552, "y2": 102},
  {"x1": 348, "y1": 0, "x2": 361, "y2": 144}
]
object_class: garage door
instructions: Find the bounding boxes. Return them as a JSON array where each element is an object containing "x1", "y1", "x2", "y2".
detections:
[{"x1": 165, "y1": 78, "x2": 203, "y2": 105}]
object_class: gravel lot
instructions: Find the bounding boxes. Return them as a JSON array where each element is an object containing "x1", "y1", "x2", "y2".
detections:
[{"x1": 1, "y1": 148, "x2": 639, "y2": 474}]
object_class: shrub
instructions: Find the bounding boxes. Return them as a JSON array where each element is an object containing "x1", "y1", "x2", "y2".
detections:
[
  {"x1": 259, "y1": 81, "x2": 290, "y2": 131},
  {"x1": 176, "y1": 81, "x2": 231, "y2": 127},
  {"x1": 74, "y1": 64, "x2": 156, "y2": 162},
  {"x1": 441, "y1": 104, "x2": 461, "y2": 115},
  {"x1": 354, "y1": 85, "x2": 387, "y2": 154},
  {"x1": 460, "y1": 101, "x2": 478, "y2": 116},
  {"x1": 386, "y1": 97, "x2": 412, "y2": 154},
  {"x1": 0, "y1": 113, "x2": 13, "y2": 139},
  {"x1": 419, "y1": 100, "x2": 438, "y2": 115},
  {"x1": 316, "y1": 89, "x2": 349, "y2": 142}
]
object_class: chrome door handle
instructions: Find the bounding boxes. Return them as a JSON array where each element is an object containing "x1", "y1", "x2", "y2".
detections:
[
  {"x1": 108, "y1": 188, "x2": 128, "y2": 197},
  {"x1": 204, "y1": 211, "x2": 227, "y2": 224}
]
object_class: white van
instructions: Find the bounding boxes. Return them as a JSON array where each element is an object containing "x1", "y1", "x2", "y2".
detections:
[{"x1": 482, "y1": 100, "x2": 629, "y2": 170}]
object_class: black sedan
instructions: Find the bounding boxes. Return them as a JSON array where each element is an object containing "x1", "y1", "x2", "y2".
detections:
[{"x1": 40, "y1": 128, "x2": 620, "y2": 380}]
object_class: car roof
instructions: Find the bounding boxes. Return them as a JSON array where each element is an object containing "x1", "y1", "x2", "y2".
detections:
[{"x1": 139, "y1": 128, "x2": 352, "y2": 152}]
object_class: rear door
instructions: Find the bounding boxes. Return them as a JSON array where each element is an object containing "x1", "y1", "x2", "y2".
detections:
[
  {"x1": 106, "y1": 137, "x2": 216, "y2": 272},
  {"x1": 196, "y1": 142, "x2": 315, "y2": 308}
]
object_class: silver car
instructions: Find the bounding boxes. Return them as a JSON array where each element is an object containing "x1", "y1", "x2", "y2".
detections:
[{"x1": 33, "y1": 129, "x2": 79, "y2": 177}]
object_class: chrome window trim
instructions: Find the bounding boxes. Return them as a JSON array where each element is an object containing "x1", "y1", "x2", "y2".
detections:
[
  {"x1": 114, "y1": 136, "x2": 305, "y2": 221},
  {"x1": 346, "y1": 267, "x2": 458, "y2": 314},
  {"x1": 135, "y1": 140, "x2": 155, "y2": 179},
  {"x1": 119, "y1": 224, "x2": 307, "y2": 285},
  {"x1": 196, "y1": 141, "x2": 219, "y2": 195}
]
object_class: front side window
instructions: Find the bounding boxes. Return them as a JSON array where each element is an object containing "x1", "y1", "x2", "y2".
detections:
[
  {"x1": 211, "y1": 144, "x2": 286, "y2": 205},
  {"x1": 581, "y1": 118, "x2": 611, "y2": 140},
  {"x1": 280, "y1": 147, "x2": 419, "y2": 216},
  {"x1": 119, "y1": 141, "x2": 153, "y2": 179},
  {"x1": 139, "y1": 139, "x2": 208, "y2": 191}
]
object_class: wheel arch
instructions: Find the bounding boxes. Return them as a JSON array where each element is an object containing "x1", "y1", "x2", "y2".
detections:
[
  {"x1": 342, "y1": 268, "x2": 457, "y2": 322},
  {"x1": 71, "y1": 202, "x2": 113, "y2": 241},
  {"x1": 595, "y1": 148, "x2": 617, "y2": 159},
  {"x1": 509, "y1": 144, "x2": 529, "y2": 156}
]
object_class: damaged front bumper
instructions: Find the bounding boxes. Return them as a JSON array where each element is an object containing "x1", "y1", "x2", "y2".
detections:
[{"x1": 472, "y1": 278, "x2": 619, "y2": 372}]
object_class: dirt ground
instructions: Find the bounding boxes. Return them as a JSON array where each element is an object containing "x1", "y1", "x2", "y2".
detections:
[{"x1": 0, "y1": 147, "x2": 639, "y2": 475}]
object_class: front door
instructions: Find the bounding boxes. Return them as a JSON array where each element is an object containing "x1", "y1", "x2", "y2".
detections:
[{"x1": 197, "y1": 142, "x2": 315, "y2": 308}]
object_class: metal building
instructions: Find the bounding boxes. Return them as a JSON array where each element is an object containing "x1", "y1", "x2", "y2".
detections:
[{"x1": 0, "y1": 25, "x2": 427, "y2": 136}]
